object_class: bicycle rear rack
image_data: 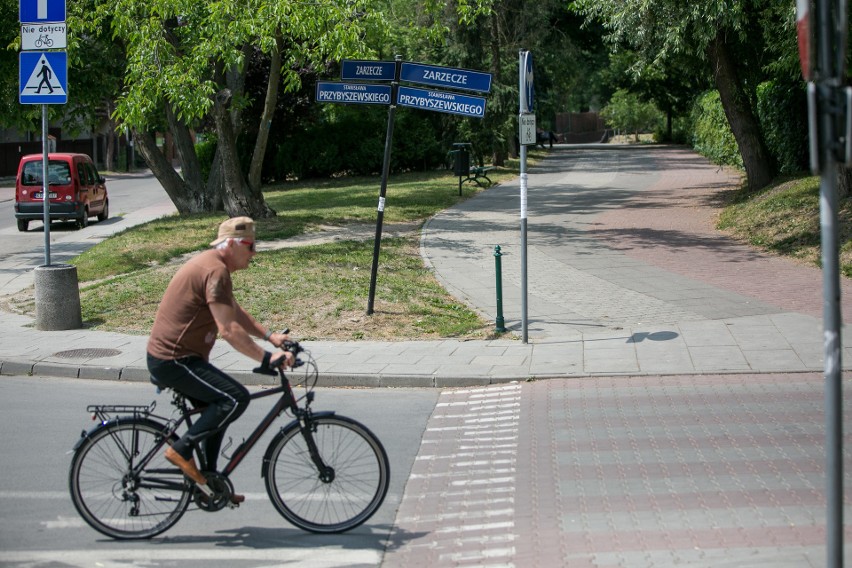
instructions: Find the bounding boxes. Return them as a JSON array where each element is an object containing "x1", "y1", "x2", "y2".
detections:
[{"x1": 87, "y1": 401, "x2": 156, "y2": 421}]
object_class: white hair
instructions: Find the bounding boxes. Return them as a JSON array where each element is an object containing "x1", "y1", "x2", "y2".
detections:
[{"x1": 215, "y1": 238, "x2": 240, "y2": 250}]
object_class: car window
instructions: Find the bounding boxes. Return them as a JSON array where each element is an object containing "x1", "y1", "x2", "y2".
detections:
[
  {"x1": 77, "y1": 162, "x2": 91, "y2": 185},
  {"x1": 21, "y1": 160, "x2": 71, "y2": 186},
  {"x1": 86, "y1": 162, "x2": 100, "y2": 185}
]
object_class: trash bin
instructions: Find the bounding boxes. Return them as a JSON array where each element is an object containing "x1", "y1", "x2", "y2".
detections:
[{"x1": 451, "y1": 143, "x2": 471, "y2": 177}]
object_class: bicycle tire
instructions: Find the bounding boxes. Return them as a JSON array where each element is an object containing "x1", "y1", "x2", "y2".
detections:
[
  {"x1": 264, "y1": 415, "x2": 390, "y2": 533},
  {"x1": 69, "y1": 419, "x2": 191, "y2": 539}
]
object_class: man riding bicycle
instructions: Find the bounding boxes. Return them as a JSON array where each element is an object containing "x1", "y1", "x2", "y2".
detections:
[{"x1": 147, "y1": 216, "x2": 294, "y2": 502}]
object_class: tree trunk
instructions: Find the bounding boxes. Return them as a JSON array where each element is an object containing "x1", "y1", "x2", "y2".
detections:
[
  {"x1": 103, "y1": 100, "x2": 116, "y2": 171},
  {"x1": 248, "y1": 33, "x2": 283, "y2": 191},
  {"x1": 666, "y1": 105, "x2": 673, "y2": 142},
  {"x1": 206, "y1": 55, "x2": 251, "y2": 211},
  {"x1": 104, "y1": 129, "x2": 115, "y2": 172},
  {"x1": 133, "y1": 130, "x2": 207, "y2": 214},
  {"x1": 205, "y1": 148, "x2": 225, "y2": 211},
  {"x1": 488, "y1": 14, "x2": 506, "y2": 167},
  {"x1": 707, "y1": 31, "x2": 775, "y2": 191},
  {"x1": 165, "y1": 104, "x2": 204, "y2": 192},
  {"x1": 211, "y1": 89, "x2": 276, "y2": 218}
]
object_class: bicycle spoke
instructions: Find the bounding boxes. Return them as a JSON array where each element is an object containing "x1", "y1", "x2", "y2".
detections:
[
  {"x1": 265, "y1": 416, "x2": 389, "y2": 533},
  {"x1": 69, "y1": 420, "x2": 191, "y2": 539}
]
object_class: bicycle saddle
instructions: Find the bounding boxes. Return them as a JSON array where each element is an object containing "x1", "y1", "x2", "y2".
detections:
[{"x1": 149, "y1": 375, "x2": 169, "y2": 392}]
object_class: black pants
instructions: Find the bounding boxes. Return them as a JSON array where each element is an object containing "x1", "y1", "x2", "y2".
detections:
[{"x1": 147, "y1": 353, "x2": 250, "y2": 472}]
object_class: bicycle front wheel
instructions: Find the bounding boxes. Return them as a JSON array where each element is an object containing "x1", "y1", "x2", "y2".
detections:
[
  {"x1": 264, "y1": 415, "x2": 390, "y2": 533},
  {"x1": 69, "y1": 419, "x2": 191, "y2": 539}
]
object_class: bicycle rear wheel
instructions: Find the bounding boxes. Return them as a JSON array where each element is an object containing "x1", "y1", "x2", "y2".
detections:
[
  {"x1": 69, "y1": 419, "x2": 191, "y2": 539},
  {"x1": 264, "y1": 415, "x2": 390, "y2": 533}
]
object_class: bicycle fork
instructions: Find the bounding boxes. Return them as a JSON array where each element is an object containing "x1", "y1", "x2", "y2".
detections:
[{"x1": 299, "y1": 416, "x2": 335, "y2": 483}]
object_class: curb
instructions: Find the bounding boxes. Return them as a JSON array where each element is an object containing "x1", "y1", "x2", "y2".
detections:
[{"x1": 0, "y1": 358, "x2": 531, "y2": 388}]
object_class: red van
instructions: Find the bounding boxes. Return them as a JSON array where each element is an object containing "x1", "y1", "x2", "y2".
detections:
[{"x1": 14, "y1": 153, "x2": 110, "y2": 232}]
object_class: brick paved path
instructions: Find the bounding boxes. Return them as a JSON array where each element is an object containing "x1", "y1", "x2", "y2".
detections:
[
  {"x1": 424, "y1": 145, "x2": 852, "y2": 340},
  {"x1": 590, "y1": 147, "x2": 852, "y2": 322},
  {"x1": 384, "y1": 375, "x2": 851, "y2": 567},
  {"x1": 391, "y1": 147, "x2": 852, "y2": 566}
]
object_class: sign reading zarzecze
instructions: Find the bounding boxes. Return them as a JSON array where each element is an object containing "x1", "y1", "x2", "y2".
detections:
[{"x1": 400, "y1": 62, "x2": 492, "y2": 94}]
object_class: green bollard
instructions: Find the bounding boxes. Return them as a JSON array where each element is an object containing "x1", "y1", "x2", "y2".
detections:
[{"x1": 494, "y1": 245, "x2": 507, "y2": 333}]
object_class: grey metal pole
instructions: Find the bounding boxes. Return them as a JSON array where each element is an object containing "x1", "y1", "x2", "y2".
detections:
[
  {"x1": 41, "y1": 104, "x2": 50, "y2": 266},
  {"x1": 814, "y1": 0, "x2": 845, "y2": 564},
  {"x1": 819, "y1": 146, "x2": 843, "y2": 568},
  {"x1": 518, "y1": 50, "x2": 529, "y2": 344},
  {"x1": 367, "y1": 55, "x2": 401, "y2": 315}
]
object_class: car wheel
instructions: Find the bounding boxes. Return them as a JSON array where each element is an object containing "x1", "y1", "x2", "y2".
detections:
[
  {"x1": 77, "y1": 209, "x2": 89, "y2": 229},
  {"x1": 16, "y1": 219, "x2": 28, "y2": 232},
  {"x1": 97, "y1": 199, "x2": 109, "y2": 222}
]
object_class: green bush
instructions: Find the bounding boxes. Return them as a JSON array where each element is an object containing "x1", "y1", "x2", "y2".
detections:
[
  {"x1": 690, "y1": 91, "x2": 743, "y2": 168},
  {"x1": 654, "y1": 115, "x2": 690, "y2": 145},
  {"x1": 273, "y1": 109, "x2": 447, "y2": 180},
  {"x1": 194, "y1": 138, "x2": 217, "y2": 183},
  {"x1": 601, "y1": 89, "x2": 662, "y2": 140},
  {"x1": 756, "y1": 81, "x2": 809, "y2": 175}
]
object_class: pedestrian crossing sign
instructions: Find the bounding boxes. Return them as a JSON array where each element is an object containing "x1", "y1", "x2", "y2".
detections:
[{"x1": 19, "y1": 51, "x2": 67, "y2": 104}]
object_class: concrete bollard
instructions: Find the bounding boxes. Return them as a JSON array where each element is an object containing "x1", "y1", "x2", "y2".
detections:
[{"x1": 34, "y1": 264, "x2": 83, "y2": 330}]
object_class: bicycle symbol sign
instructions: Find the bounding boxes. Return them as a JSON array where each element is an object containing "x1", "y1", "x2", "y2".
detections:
[{"x1": 20, "y1": 22, "x2": 67, "y2": 50}]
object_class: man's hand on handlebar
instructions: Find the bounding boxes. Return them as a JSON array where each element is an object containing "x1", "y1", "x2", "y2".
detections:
[
  {"x1": 267, "y1": 330, "x2": 291, "y2": 349},
  {"x1": 270, "y1": 350, "x2": 295, "y2": 370}
]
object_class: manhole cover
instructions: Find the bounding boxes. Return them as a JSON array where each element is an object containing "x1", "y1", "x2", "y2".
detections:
[{"x1": 53, "y1": 348, "x2": 122, "y2": 359}]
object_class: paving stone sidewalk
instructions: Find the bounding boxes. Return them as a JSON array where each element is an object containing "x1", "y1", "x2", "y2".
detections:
[{"x1": 384, "y1": 373, "x2": 851, "y2": 567}]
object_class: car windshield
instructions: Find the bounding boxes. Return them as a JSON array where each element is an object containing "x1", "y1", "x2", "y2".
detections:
[{"x1": 21, "y1": 160, "x2": 72, "y2": 186}]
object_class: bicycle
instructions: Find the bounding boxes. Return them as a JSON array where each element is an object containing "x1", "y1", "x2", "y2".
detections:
[
  {"x1": 68, "y1": 339, "x2": 390, "y2": 540},
  {"x1": 34, "y1": 34, "x2": 53, "y2": 48}
]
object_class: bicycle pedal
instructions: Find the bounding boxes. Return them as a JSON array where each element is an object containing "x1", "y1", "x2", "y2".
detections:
[{"x1": 228, "y1": 502, "x2": 240, "y2": 510}]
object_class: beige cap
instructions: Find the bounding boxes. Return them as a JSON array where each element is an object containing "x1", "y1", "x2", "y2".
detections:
[{"x1": 210, "y1": 216, "x2": 256, "y2": 246}]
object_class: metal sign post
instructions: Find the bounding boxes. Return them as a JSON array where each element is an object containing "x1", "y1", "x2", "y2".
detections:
[
  {"x1": 20, "y1": 0, "x2": 68, "y2": 266},
  {"x1": 798, "y1": 0, "x2": 850, "y2": 565},
  {"x1": 40, "y1": 104, "x2": 49, "y2": 265},
  {"x1": 318, "y1": 57, "x2": 493, "y2": 314},
  {"x1": 518, "y1": 50, "x2": 534, "y2": 343},
  {"x1": 367, "y1": 56, "x2": 401, "y2": 315}
]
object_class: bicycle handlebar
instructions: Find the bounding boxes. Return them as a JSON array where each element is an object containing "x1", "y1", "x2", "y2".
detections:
[{"x1": 253, "y1": 335, "x2": 304, "y2": 376}]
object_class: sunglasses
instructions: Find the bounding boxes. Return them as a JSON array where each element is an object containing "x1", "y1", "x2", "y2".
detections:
[{"x1": 237, "y1": 239, "x2": 256, "y2": 252}]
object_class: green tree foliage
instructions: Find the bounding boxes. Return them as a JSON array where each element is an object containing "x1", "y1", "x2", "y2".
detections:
[
  {"x1": 0, "y1": 0, "x2": 125, "y2": 140},
  {"x1": 570, "y1": 0, "x2": 779, "y2": 191},
  {"x1": 756, "y1": 80, "x2": 808, "y2": 175},
  {"x1": 600, "y1": 89, "x2": 661, "y2": 141},
  {"x1": 690, "y1": 91, "x2": 742, "y2": 169},
  {"x1": 427, "y1": 0, "x2": 605, "y2": 164},
  {"x1": 69, "y1": 0, "x2": 387, "y2": 216}
]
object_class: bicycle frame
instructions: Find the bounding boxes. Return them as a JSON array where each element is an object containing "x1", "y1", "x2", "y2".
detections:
[
  {"x1": 72, "y1": 351, "x2": 390, "y2": 538},
  {"x1": 83, "y1": 371, "x2": 328, "y2": 485}
]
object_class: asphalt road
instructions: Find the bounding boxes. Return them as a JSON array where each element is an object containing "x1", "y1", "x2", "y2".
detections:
[
  {"x1": 0, "y1": 170, "x2": 173, "y2": 259},
  {"x1": 0, "y1": 376, "x2": 439, "y2": 567}
]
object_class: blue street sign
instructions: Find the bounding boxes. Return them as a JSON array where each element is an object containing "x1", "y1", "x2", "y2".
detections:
[
  {"x1": 20, "y1": 0, "x2": 65, "y2": 23},
  {"x1": 400, "y1": 62, "x2": 492, "y2": 94},
  {"x1": 20, "y1": 51, "x2": 67, "y2": 104},
  {"x1": 341, "y1": 60, "x2": 396, "y2": 82},
  {"x1": 521, "y1": 51, "x2": 534, "y2": 113},
  {"x1": 316, "y1": 82, "x2": 392, "y2": 105},
  {"x1": 397, "y1": 86, "x2": 486, "y2": 118}
]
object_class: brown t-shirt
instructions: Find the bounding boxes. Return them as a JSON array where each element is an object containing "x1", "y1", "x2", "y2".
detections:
[{"x1": 147, "y1": 249, "x2": 235, "y2": 361}]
